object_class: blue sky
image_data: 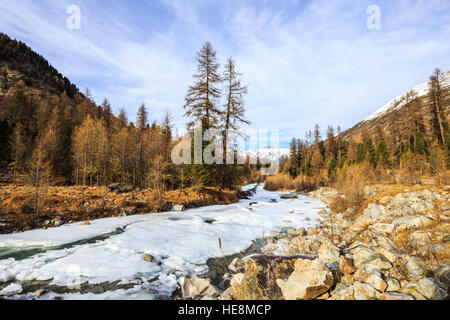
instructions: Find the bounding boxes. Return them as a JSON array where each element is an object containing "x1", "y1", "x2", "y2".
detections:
[{"x1": 0, "y1": 0, "x2": 449, "y2": 148}]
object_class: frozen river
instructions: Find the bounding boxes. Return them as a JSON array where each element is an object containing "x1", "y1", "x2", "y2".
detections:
[{"x1": 0, "y1": 185, "x2": 326, "y2": 300}]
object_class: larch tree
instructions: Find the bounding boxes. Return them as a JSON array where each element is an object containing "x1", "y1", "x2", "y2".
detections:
[
  {"x1": 137, "y1": 103, "x2": 148, "y2": 130},
  {"x1": 222, "y1": 58, "x2": 249, "y2": 132},
  {"x1": 136, "y1": 104, "x2": 149, "y2": 187},
  {"x1": 429, "y1": 68, "x2": 446, "y2": 145},
  {"x1": 28, "y1": 137, "x2": 51, "y2": 215},
  {"x1": 220, "y1": 58, "x2": 249, "y2": 188},
  {"x1": 118, "y1": 108, "x2": 128, "y2": 128},
  {"x1": 184, "y1": 42, "x2": 222, "y2": 129},
  {"x1": 72, "y1": 115, "x2": 108, "y2": 187},
  {"x1": 9, "y1": 124, "x2": 25, "y2": 184}
]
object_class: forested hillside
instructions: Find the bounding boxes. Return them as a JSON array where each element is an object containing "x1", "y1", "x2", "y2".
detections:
[
  {"x1": 268, "y1": 68, "x2": 450, "y2": 203},
  {"x1": 0, "y1": 34, "x2": 257, "y2": 195}
]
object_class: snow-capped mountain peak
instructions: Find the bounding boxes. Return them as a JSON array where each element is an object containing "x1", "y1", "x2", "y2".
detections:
[{"x1": 365, "y1": 71, "x2": 450, "y2": 121}]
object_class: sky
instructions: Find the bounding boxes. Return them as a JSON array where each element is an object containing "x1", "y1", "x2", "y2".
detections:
[{"x1": 0, "y1": 0, "x2": 449, "y2": 148}]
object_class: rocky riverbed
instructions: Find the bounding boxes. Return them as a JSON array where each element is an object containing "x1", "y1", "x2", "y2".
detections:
[{"x1": 182, "y1": 185, "x2": 450, "y2": 300}]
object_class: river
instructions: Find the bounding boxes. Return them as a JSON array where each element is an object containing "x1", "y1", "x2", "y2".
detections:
[{"x1": 0, "y1": 184, "x2": 326, "y2": 300}]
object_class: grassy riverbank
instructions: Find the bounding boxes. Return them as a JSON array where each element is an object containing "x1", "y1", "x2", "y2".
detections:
[{"x1": 0, "y1": 185, "x2": 242, "y2": 234}]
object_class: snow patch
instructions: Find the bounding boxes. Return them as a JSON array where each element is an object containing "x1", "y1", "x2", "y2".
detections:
[
  {"x1": 0, "y1": 185, "x2": 326, "y2": 299},
  {"x1": 365, "y1": 71, "x2": 450, "y2": 121}
]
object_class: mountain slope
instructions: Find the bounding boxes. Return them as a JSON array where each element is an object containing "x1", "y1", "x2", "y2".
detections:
[
  {"x1": 342, "y1": 70, "x2": 450, "y2": 141},
  {"x1": 0, "y1": 33, "x2": 79, "y2": 98},
  {"x1": 366, "y1": 71, "x2": 450, "y2": 121}
]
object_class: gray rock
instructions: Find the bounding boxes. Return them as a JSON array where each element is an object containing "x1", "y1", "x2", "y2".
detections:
[
  {"x1": 172, "y1": 204, "x2": 185, "y2": 212},
  {"x1": 417, "y1": 278, "x2": 446, "y2": 300},
  {"x1": 276, "y1": 259, "x2": 334, "y2": 300},
  {"x1": 181, "y1": 277, "x2": 220, "y2": 300},
  {"x1": 370, "y1": 223, "x2": 395, "y2": 235},
  {"x1": 219, "y1": 287, "x2": 234, "y2": 300},
  {"x1": 434, "y1": 264, "x2": 450, "y2": 292},
  {"x1": 360, "y1": 253, "x2": 392, "y2": 272},
  {"x1": 33, "y1": 289, "x2": 47, "y2": 297},
  {"x1": 363, "y1": 204, "x2": 384, "y2": 219},
  {"x1": 142, "y1": 253, "x2": 162, "y2": 265},
  {"x1": 393, "y1": 215, "x2": 434, "y2": 231},
  {"x1": 353, "y1": 281, "x2": 380, "y2": 300},
  {"x1": 354, "y1": 269, "x2": 387, "y2": 292},
  {"x1": 386, "y1": 277, "x2": 401, "y2": 292},
  {"x1": 280, "y1": 192, "x2": 299, "y2": 199},
  {"x1": 228, "y1": 258, "x2": 245, "y2": 274},
  {"x1": 329, "y1": 283, "x2": 354, "y2": 300},
  {"x1": 121, "y1": 208, "x2": 137, "y2": 216},
  {"x1": 404, "y1": 256, "x2": 428, "y2": 280},
  {"x1": 379, "y1": 292, "x2": 415, "y2": 300},
  {"x1": 52, "y1": 217, "x2": 62, "y2": 227}
]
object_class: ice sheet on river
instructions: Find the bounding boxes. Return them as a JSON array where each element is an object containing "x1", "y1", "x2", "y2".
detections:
[{"x1": 0, "y1": 185, "x2": 326, "y2": 299}]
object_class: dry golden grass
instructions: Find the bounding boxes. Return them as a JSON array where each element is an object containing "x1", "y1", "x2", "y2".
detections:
[
  {"x1": 0, "y1": 185, "x2": 240, "y2": 233},
  {"x1": 264, "y1": 173, "x2": 326, "y2": 192}
]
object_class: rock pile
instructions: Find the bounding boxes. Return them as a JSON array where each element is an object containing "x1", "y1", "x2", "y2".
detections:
[{"x1": 183, "y1": 185, "x2": 449, "y2": 300}]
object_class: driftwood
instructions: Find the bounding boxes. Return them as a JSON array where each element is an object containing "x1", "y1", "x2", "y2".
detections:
[{"x1": 244, "y1": 253, "x2": 319, "y2": 262}]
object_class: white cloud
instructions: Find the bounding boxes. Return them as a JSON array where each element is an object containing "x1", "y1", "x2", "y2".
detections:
[{"x1": 0, "y1": 0, "x2": 449, "y2": 146}]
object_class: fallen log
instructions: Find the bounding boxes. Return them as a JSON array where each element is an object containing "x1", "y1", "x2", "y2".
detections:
[{"x1": 243, "y1": 253, "x2": 318, "y2": 262}]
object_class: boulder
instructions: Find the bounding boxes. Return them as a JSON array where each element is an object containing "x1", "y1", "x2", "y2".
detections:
[
  {"x1": 79, "y1": 221, "x2": 91, "y2": 226},
  {"x1": 354, "y1": 269, "x2": 387, "y2": 292},
  {"x1": 228, "y1": 258, "x2": 245, "y2": 274},
  {"x1": 33, "y1": 289, "x2": 47, "y2": 297},
  {"x1": 219, "y1": 287, "x2": 234, "y2": 300},
  {"x1": 295, "y1": 228, "x2": 307, "y2": 236},
  {"x1": 348, "y1": 218, "x2": 375, "y2": 233},
  {"x1": 318, "y1": 246, "x2": 340, "y2": 265},
  {"x1": 360, "y1": 253, "x2": 393, "y2": 272},
  {"x1": 340, "y1": 257, "x2": 357, "y2": 276},
  {"x1": 289, "y1": 236, "x2": 310, "y2": 253},
  {"x1": 352, "y1": 247, "x2": 378, "y2": 268},
  {"x1": 142, "y1": 253, "x2": 162, "y2": 265},
  {"x1": 230, "y1": 273, "x2": 245, "y2": 300},
  {"x1": 379, "y1": 196, "x2": 392, "y2": 206},
  {"x1": 374, "y1": 247, "x2": 398, "y2": 264},
  {"x1": 172, "y1": 204, "x2": 185, "y2": 212},
  {"x1": 434, "y1": 264, "x2": 450, "y2": 292},
  {"x1": 393, "y1": 215, "x2": 434, "y2": 231},
  {"x1": 417, "y1": 278, "x2": 446, "y2": 300},
  {"x1": 280, "y1": 192, "x2": 298, "y2": 199},
  {"x1": 404, "y1": 256, "x2": 428, "y2": 281},
  {"x1": 379, "y1": 292, "x2": 415, "y2": 300},
  {"x1": 353, "y1": 281, "x2": 380, "y2": 300},
  {"x1": 319, "y1": 239, "x2": 340, "y2": 265},
  {"x1": 276, "y1": 259, "x2": 334, "y2": 300},
  {"x1": 234, "y1": 256, "x2": 299, "y2": 300},
  {"x1": 399, "y1": 284, "x2": 427, "y2": 300},
  {"x1": 121, "y1": 207, "x2": 137, "y2": 216},
  {"x1": 385, "y1": 277, "x2": 401, "y2": 292},
  {"x1": 370, "y1": 223, "x2": 395, "y2": 236},
  {"x1": 363, "y1": 204, "x2": 384, "y2": 219},
  {"x1": 374, "y1": 236, "x2": 398, "y2": 251},
  {"x1": 52, "y1": 217, "x2": 62, "y2": 227},
  {"x1": 328, "y1": 283, "x2": 354, "y2": 300},
  {"x1": 181, "y1": 277, "x2": 220, "y2": 300}
]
